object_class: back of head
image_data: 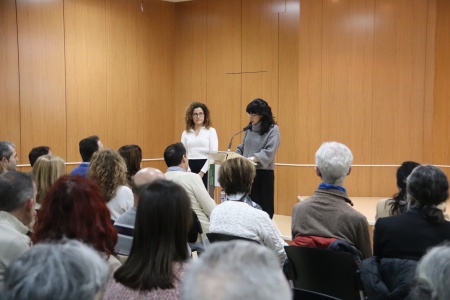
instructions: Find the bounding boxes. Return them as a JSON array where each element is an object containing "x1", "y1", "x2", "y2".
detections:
[
  {"x1": 28, "y1": 146, "x2": 50, "y2": 167},
  {"x1": 163, "y1": 142, "x2": 186, "y2": 168},
  {"x1": 407, "y1": 165, "x2": 449, "y2": 223},
  {"x1": 218, "y1": 157, "x2": 256, "y2": 195},
  {"x1": 389, "y1": 161, "x2": 420, "y2": 215},
  {"x1": 79, "y1": 135, "x2": 100, "y2": 162},
  {"x1": 32, "y1": 154, "x2": 66, "y2": 204},
  {"x1": 118, "y1": 144, "x2": 142, "y2": 182},
  {"x1": 114, "y1": 179, "x2": 191, "y2": 290},
  {"x1": 0, "y1": 171, "x2": 34, "y2": 212},
  {"x1": 315, "y1": 141, "x2": 353, "y2": 185},
  {"x1": 245, "y1": 98, "x2": 276, "y2": 135},
  {"x1": 88, "y1": 149, "x2": 128, "y2": 201},
  {"x1": 409, "y1": 243, "x2": 450, "y2": 300},
  {"x1": 32, "y1": 175, "x2": 117, "y2": 256},
  {"x1": 131, "y1": 167, "x2": 165, "y2": 196},
  {"x1": 2, "y1": 239, "x2": 109, "y2": 300},
  {"x1": 183, "y1": 240, "x2": 291, "y2": 300}
]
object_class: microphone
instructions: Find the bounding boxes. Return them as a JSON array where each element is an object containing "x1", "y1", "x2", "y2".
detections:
[{"x1": 227, "y1": 123, "x2": 252, "y2": 152}]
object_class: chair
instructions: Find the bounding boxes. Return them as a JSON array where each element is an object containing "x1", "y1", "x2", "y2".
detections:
[
  {"x1": 292, "y1": 288, "x2": 339, "y2": 300},
  {"x1": 114, "y1": 223, "x2": 134, "y2": 256},
  {"x1": 206, "y1": 232, "x2": 260, "y2": 244},
  {"x1": 188, "y1": 210, "x2": 203, "y2": 243},
  {"x1": 285, "y1": 246, "x2": 365, "y2": 300}
]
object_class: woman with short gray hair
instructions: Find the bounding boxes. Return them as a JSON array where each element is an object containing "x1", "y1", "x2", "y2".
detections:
[
  {"x1": 408, "y1": 243, "x2": 450, "y2": 300},
  {"x1": 2, "y1": 239, "x2": 109, "y2": 300}
]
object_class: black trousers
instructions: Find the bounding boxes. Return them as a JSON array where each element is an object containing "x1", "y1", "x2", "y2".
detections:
[
  {"x1": 250, "y1": 169, "x2": 275, "y2": 218},
  {"x1": 189, "y1": 159, "x2": 208, "y2": 189}
]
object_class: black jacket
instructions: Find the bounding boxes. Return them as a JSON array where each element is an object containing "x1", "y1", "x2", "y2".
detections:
[{"x1": 359, "y1": 256, "x2": 418, "y2": 300}]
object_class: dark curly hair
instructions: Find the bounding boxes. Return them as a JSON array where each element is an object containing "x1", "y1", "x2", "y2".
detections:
[{"x1": 184, "y1": 102, "x2": 212, "y2": 131}]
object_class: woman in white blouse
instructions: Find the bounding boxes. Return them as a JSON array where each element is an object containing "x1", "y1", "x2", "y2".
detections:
[{"x1": 181, "y1": 102, "x2": 218, "y2": 188}]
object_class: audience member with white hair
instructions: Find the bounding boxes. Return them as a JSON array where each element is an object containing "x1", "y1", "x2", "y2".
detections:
[
  {"x1": 182, "y1": 240, "x2": 291, "y2": 300},
  {"x1": 408, "y1": 243, "x2": 450, "y2": 300},
  {"x1": 1, "y1": 239, "x2": 109, "y2": 300},
  {"x1": 291, "y1": 141, "x2": 372, "y2": 258}
]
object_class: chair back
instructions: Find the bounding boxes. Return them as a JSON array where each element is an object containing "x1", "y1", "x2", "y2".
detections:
[
  {"x1": 206, "y1": 232, "x2": 260, "y2": 244},
  {"x1": 114, "y1": 223, "x2": 134, "y2": 256},
  {"x1": 292, "y1": 288, "x2": 339, "y2": 300},
  {"x1": 188, "y1": 210, "x2": 202, "y2": 243},
  {"x1": 285, "y1": 246, "x2": 363, "y2": 300}
]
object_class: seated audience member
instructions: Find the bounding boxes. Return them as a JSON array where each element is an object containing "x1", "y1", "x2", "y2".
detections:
[
  {"x1": 103, "y1": 180, "x2": 192, "y2": 300},
  {"x1": 70, "y1": 135, "x2": 103, "y2": 178},
  {"x1": 376, "y1": 161, "x2": 448, "y2": 221},
  {"x1": 164, "y1": 143, "x2": 216, "y2": 252},
  {"x1": 114, "y1": 167, "x2": 165, "y2": 255},
  {"x1": 0, "y1": 172, "x2": 35, "y2": 291},
  {"x1": 89, "y1": 149, "x2": 133, "y2": 221},
  {"x1": 209, "y1": 157, "x2": 287, "y2": 264},
  {"x1": 360, "y1": 165, "x2": 450, "y2": 299},
  {"x1": 32, "y1": 175, "x2": 121, "y2": 270},
  {"x1": 182, "y1": 240, "x2": 292, "y2": 300},
  {"x1": 118, "y1": 144, "x2": 142, "y2": 185},
  {"x1": 373, "y1": 165, "x2": 450, "y2": 260},
  {"x1": 0, "y1": 141, "x2": 18, "y2": 174},
  {"x1": 408, "y1": 243, "x2": 450, "y2": 300},
  {"x1": 28, "y1": 146, "x2": 51, "y2": 169},
  {"x1": 291, "y1": 142, "x2": 372, "y2": 259},
  {"x1": 1, "y1": 239, "x2": 109, "y2": 300},
  {"x1": 32, "y1": 154, "x2": 66, "y2": 207}
]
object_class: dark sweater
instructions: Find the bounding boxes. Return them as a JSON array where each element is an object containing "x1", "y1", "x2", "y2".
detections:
[{"x1": 373, "y1": 207, "x2": 450, "y2": 260}]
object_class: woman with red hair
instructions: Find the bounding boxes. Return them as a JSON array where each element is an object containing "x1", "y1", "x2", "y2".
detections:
[{"x1": 32, "y1": 175, "x2": 120, "y2": 270}]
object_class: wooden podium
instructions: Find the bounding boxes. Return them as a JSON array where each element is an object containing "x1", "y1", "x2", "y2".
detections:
[{"x1": 200, "y1": 151, "x2": 248, "y2": 202}]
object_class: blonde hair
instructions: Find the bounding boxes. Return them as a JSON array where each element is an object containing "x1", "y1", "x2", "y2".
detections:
[
  {"x1": 88, "y1": 149, "x2": 128, "y2": 202},
  {"x1": 32, "y1": 155, "x2": 66, "y2": 204}
]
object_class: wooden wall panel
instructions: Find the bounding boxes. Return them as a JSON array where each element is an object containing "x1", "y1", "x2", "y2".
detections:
[
  {"x1": 372, "y1": 0, "x2": 427, "y2": 163},
  {"x1": 321, "y1": 0, "x2": 375, "y2": 196},
  {"x1": 423, "y1": 0, "x2": 436, "y2": 164},
  {"x1": 206, "y1": 0, "x2": 242, "y2": 151},
  {"x1": 276, "y1": 1, "x2": 300, "y2": 215},
  {"x1": 241, "y1": 0, "x2": 282, "y2": 124},
  {"x1": 16, "y1": 0, "x2": 66, "y2": 161},
  {"x1": 105, "y1": 0, "x2": 175, "y2": 158},
  {"x1": 430, "y1": 0, "x2": 450, "y2": 164},
  {"x1": 64, "y1": 0, "x2": 107, "y2": 162},
  {"x1": 371, "y1": 0, "x2": 428, "y2": 195},
  {"x1": 173, "y1": 0, "x2": 207, "y2": 140},
  {"x1": 0, "y1": 0, "x2": 21, "y2": 152}
]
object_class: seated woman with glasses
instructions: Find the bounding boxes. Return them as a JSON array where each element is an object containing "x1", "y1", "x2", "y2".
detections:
[
  {"x1": 209, "y1": 157, "x2": 287, "y2": 266},
  {"x1": 181, "y1": 102, "x2": 218, "y2": 189}
]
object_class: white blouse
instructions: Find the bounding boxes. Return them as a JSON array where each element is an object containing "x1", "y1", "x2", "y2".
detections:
[{"x1": 181, "y1": 127, "x2": 218, "y2": 173}]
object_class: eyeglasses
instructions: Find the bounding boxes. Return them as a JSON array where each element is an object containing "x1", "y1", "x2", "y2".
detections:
[
  {"x1": 193, "y1": 113, "x2": 204, "y2": 118},
  {"x1": 247, "y1": 113, "x2": 259, "y2": 117}
]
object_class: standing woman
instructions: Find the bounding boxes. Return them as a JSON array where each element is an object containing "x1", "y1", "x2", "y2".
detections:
[
  {"x1": 181, "y1": 102, "x2": 218, "y2": 188},
  {"x1": 236, "y1": 98, "x2": 280, "y2": 218}
]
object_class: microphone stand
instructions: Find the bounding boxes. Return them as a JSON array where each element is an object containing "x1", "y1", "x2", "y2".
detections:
[{"x1": 227, "y1": 123, "x2": 252, "y2": 152}]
